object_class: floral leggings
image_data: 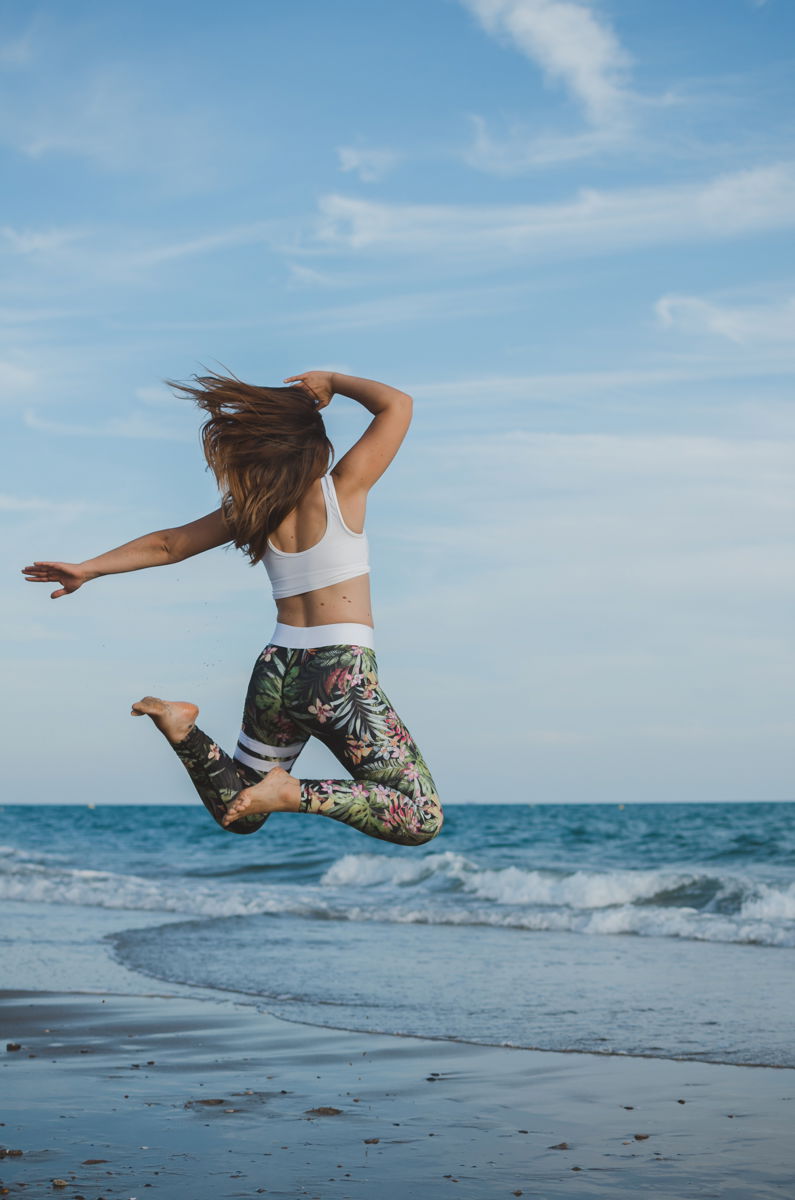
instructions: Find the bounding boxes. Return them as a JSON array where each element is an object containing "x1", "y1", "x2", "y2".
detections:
[{"x1": 171, "y1": 643, "x2": 443, "y2": 847}]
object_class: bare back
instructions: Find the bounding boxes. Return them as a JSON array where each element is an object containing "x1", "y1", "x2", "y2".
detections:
[{"x1": 268, "y1": 470, "x2": 374, "y2": 629}]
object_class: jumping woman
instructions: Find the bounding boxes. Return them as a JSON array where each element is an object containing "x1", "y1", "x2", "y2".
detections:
[{"x1": 22, "y1": 370, "x2": 444, "y2": 847}]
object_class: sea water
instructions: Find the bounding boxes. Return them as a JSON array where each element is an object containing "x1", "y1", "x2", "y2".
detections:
[{"x1": 2, "y1": 802, "x2": 793, "y2": 1066}]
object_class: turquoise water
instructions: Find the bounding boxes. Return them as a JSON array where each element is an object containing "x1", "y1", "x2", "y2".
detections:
[{"x1": 2, "y1": 802, "x2": 793, "y2": 1065}]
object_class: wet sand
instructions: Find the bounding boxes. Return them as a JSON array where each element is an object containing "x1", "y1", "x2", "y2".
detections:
[{"x1": 1, "y1": 989, "x2": 793, "y2": 1199}]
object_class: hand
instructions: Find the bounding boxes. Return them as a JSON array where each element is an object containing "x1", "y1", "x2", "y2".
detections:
[
  {"x1": 283, "y1": 370, "x2": 335, "y2": 410},
  {"x1": 21, "y1": 561, "x2": 89, "y2": 599}
]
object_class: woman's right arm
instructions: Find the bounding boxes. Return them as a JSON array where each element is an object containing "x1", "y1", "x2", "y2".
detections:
[{"x1": 22, "y1": 508, "x2": 231, "y2": 599}]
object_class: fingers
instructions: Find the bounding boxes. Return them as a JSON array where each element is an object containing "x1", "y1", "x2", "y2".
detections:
[
  {"x1": 22, "y1": 562, "x2": 75, "y2": 596},
  {"x1": 23, "y1": 561, "x2": 57, "y2": 573},
  {"x1": 22, "y1": 566, "x2": 57, "y2": 581}
]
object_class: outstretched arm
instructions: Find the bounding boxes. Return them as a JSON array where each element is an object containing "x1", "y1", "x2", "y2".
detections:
[{"x1": 22, "y1": 509, "x2": 231, "y2": 599}]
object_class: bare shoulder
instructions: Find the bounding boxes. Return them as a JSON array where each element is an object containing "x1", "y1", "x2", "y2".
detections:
[
  {"x1": 332, "y1": 394, "x2": 412, "y2": 493},
  {"x1": 329, "y1": 467, "x2": 367, "y2": 534}
]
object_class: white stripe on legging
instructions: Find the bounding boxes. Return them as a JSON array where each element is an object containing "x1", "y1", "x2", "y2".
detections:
[
  {"x1": 237, "y1": 730, "x2": 304, "y2": 757},
  {"x1": 234, "y1": 747, "x2": 299, "y2": 774}
]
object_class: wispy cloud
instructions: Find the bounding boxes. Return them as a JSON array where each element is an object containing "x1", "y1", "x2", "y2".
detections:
[
  {"x1": 0, "y1": 25, "x2": 36, "y2": 67},
  {"x1": 462, "y1": 111, "x2": 628, "y2": 172},
  {"x1": 312, "y1": 162, "x2": 795, "y2": 260},
  {"x1": 0, "y1": 43, "x2": 229, "y2": 190},
  {"x1": 409, "y1": 354, "x2": 795, "y2": 406},
  {"x1": 0, "y1": 493, "x2": 90, "y2": 517},
  {"x1": 458, "y1": 0, "x2": 643, "y2": 170},
  {"x1": 656, "y1": 292, "x2": 795, "y2": 345},
  {"x1": 135, "y1": 223, "x2": 279, "y2": 267},
  {"x1": 0, "y1": 359, "x2": 37, "y2": 391},
  {"x1": 24, "y1": 410, "x2": 194, "y2": 442},
  {"x1": 374, "y1": 427, "x2": 795, "y2": 778},
  {"x1": 0, "y1": 218, "x2": 290, "y2": 299},
  {"x1": 0, "y1": 306, "x2": 85, "y2": 324},
  {"x1": 337, "y1": 145, "x2": 401, "y2": 183},
  {"x1": 459, "y1": 0, "x2": 632, "y2": 124},
  {"x1": 134, "y1": 385, "x2": 185, "y2": 409},
  {"x1": 390, "y1": 429, "x2": 795, "y2": 603},
  {"x1": 1, "y1": 226, "x2": 85, "y2": 255},
  {"x1": 278, "y1": 281, "x2": 532, "y2": 332}
]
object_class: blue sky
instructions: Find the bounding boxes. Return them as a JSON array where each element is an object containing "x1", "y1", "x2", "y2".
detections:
[{"x1": 3, "y1": 0, "x2": 793, "y2": 805}]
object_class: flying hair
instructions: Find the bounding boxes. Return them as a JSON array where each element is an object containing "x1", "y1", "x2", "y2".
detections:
[{"x1": 167, "y1": 368, "x2": 334, "y2": 564}]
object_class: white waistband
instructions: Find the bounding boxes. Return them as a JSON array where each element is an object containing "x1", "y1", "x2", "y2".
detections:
[{"x1": 269, "y1": 621, "x2": 375, "y2": 650}]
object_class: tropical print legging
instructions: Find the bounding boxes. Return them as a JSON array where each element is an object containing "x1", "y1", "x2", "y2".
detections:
[{"x1": 171, "y1": 643, "x2": 443, "y2": 847}]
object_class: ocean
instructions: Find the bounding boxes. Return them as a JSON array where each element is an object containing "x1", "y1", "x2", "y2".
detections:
[{"x1": 2, "y1": 801, "x2": 793, "y2": 1068}]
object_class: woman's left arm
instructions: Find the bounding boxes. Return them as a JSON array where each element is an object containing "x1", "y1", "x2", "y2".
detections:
[{"x1": 22, "y1": 509, "x2": 231, "y2": 599}]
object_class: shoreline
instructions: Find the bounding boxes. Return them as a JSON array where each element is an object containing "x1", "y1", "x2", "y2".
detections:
[
  {"x1": 5, "y1": 892, "x2": 794, "y2": 1070},
  {"x1": 75, "y1": 977, "x2": 795, "y2": 1072},
  {"x1": 3, "y1": 987, "x2": 794, "y2": 1199}
]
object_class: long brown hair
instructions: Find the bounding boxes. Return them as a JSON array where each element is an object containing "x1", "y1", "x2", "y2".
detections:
[{"x1": 168, "y1": 369, "x2": 334, "y2": 564}]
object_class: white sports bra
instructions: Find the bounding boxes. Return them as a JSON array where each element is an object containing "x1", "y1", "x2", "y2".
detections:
[{"x1": 263, "y1": 473, "x2": 371, "y2": 600}]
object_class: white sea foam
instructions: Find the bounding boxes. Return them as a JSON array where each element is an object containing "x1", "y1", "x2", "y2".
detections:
[
  {"x1": 458, "y1": 864, "x2": 690, "y2": 908},
  {"x1": 322, "y1": 852, "x2": 707, "y2": 910},
  {"x1": 3, "y1": 849, "x2": 794, "y2": 946},
  {"x1": 741, "y1": 881, "x2": 795, "y2": 922},
  {"x1": 320, "y1": 850, "x2": 475, "y2": 888}
]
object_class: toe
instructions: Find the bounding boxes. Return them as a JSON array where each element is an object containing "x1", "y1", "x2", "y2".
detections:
[{"x1": 223, "y1": 798, "x2": 247, "y2": 823}]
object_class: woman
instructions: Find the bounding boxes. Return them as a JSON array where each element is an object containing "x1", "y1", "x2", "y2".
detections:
[{"x1": 22, "y1": 370, "x2": 443, "y2": 847}]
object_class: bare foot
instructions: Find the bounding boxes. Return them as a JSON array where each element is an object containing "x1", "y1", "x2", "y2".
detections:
[
  {"x1": 222, "y1": 767, "x2": 301, "y2": 826},
  {"x1": 131, "y1": 696, "x2": 199, "y2": 744}
]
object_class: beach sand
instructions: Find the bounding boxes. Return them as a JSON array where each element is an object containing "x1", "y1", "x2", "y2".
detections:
[{"x1": 1, "y1": 990, "x2": 793, "y2": 1199}]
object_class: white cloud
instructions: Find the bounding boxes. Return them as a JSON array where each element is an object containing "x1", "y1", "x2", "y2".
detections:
[
  {"x1": 287, "y1": 263, "x2": 342, "y2": 288},
  {"x1": 134, "y1": 385, "x2": 185, "y2": 408},
  {"x1": 458, "y1": 0, "x2": 641, "y2": 170},
  {"x1": 0, "y1": 493, "x2": 90, "y2": 516},
  {"x1": 656, "y1": 292, "x2": 795, "y2": 345},
  {"x1": 370, "y1": 426, "x2": 794, "y2": 799},
  {"x1": 0, "y1": 218, "x2": 289, "y2": 298},
  {"x1": 1, "y1": 226, "x2": 84, "y2": 255},
  {"x1": 0, "y1": 30, "x2": 35, "y2": 67},
  {"x1": 0, "y1": 55, "x2": 227, "y2": 190},
  {"x1": 408, "y1": 355, "x2": 795, "y2": 406},
  {"x1": 0, "y1": 306, "x2": 83, "y2": 324},
  {"x1": 462, "y1": 111, "x2": 627, "y2": 173},
  {"x1": 136, "y1": 223, "x2": 278, "y2": 267},
  {"x1": 337, "y1": 145, "x2": 401, "y2": 183},
  {"x1": 0, "y1": 360, "x2": 37, "y2": 391},
  {"x1": 312, "y1": 162, "x2": 795, "y2": 260},
  {"x1": 278, "y1": 281, "x2": 530, "y2": 332},
  {"x1": 24, "y1": 410, "x2": 194, "y2": 442},
  {"x1": 459, "y1": 0, "x2": 632, "y2": 124}
]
